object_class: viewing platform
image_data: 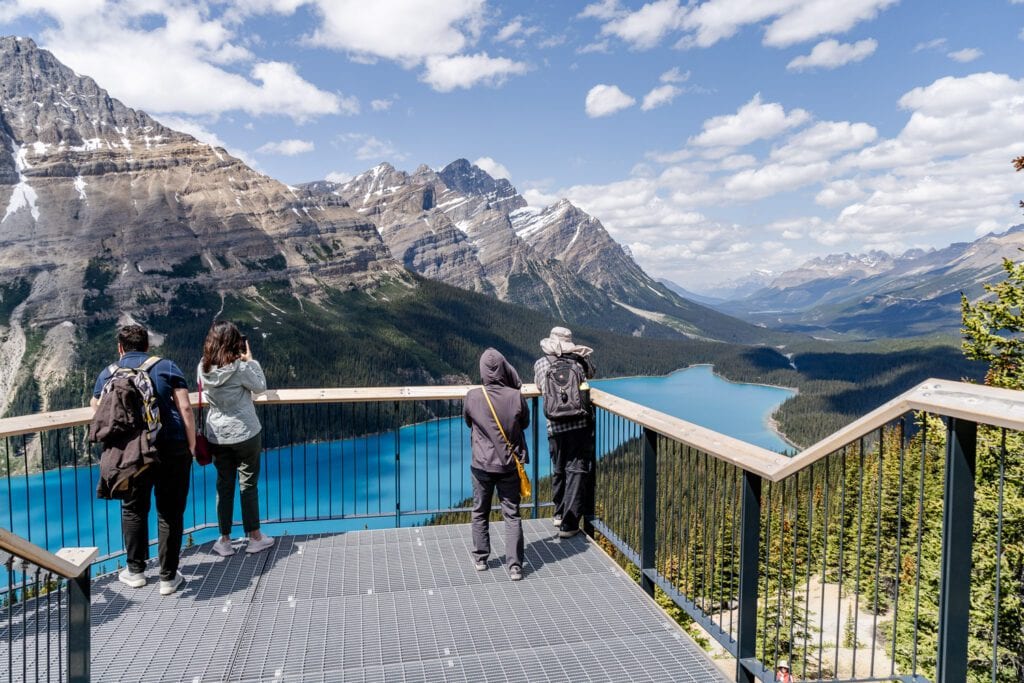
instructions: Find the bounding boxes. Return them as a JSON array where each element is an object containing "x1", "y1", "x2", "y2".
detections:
[
  {"x1": 3, "y1": 379, "x2": 1024, "y2": 682},
  {"x1": 14, "y1": 520, "x2": 727, "y2": 682}
]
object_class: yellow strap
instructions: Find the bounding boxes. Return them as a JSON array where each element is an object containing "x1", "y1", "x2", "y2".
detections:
[{"x1": 481, "y1": 387, "x2": 513, "y2": 452}]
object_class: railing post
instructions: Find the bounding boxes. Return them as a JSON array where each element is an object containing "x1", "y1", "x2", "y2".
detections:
[
  {"x1": 736, "y1": 470, "x2": 762, "y2": 683},
  {"x1": 531, "y1": 397, "x2": 539, "y2": 520},
  {"x1": 936, "y1": 417, "x2": 977, "y2": 683},
  {"x1": 640, "y1": 427, "x2": 657, "y2": 598},
  {"x1": 67, "y1": 567, "x2": 91, "y2": 683},
  {"x1": 394, "y1": 403, "x2": 402, "y2": 529}
]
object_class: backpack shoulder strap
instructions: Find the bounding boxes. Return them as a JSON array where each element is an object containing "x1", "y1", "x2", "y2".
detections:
[
  {"x1": 105, "y1": 362, "x2": 119, "y2": 375},
  {"x1": 139, "y1": 356, "x2": 162, "y2": 373}
]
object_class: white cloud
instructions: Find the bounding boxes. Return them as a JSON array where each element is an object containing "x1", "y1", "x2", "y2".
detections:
[
  {"x1": 371, "y1": 98, "x2": 394, "y2": 111},
  {"x1": 761, "y1": 0, "x2": 898, "y2": 48},
  {"x1": 304, "y1": 0, "x2": 485, "y2": 64},
  {"x1": 325, "y1": 171, "x2": 353, "y2": 184},
  {"x1": 725, "y1": 161, "x2": 832, "y2": 199},
  {"x1": 641, "y1": 84, "x2": 682, "y2": 111},
  {"x1": 496, "y1": 19, "x2": 525, "y2": 42},
  {"x1": 578, "y1": 0, "x2": 623, "y2": 21},
  {"x1": 914, "y1": 37, "x2": 947, "y2": 52},
  {"x1": 660, "y1": 67, "x2": 690, "y2": 83},
  {"x1": 815, "y1": 179, "x2": 867, "y2": 206},
  {"x1": 2, "y1": 2, "x2": 347, "y2": 122},
  {"x1": 673, "y1": 0, "x2": 896, "y2": 49},
  {"x1": 420, "y1": 53, "x2": 528, "y2": 92},
  {"x1": 948, "y1": 48, "x2": 983, "y2": 63},
  {"x1": 600, "y1": 0, "x2": 687, "y2": 49},
  {"x1": 256, "y1": 139, "x2": 315, "y2": 156},
  {"x1": 690, "y1": 94, "x2": 810, "y2": 148},
  {"x1": 772, "y1": 121, "x2": 878, "y2": 163},
  {"x1": 585, "y1": 84, "x2": 637, "y2": 117},
  {"x1": 787, "y1": 38, "x2": 877, "y2": 71},
  {"x1": 473, "y1": 156, "x2": 511, "y2": 180},
  {"x1": 337, "y1": 133, "x2": 405, "y2": 162},
  {"x1": 577, "y1": 40, "x2": 611, "y2": 54}
]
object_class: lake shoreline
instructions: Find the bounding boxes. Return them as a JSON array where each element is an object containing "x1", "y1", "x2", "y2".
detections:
[{"x1": 601, "y1": 363, "x2": 800, "y2": 450}]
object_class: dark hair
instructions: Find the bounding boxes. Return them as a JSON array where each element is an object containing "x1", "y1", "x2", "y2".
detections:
[
  {"x1": 118, "y1": 324, "x2": 149, "y2": 353},
  {"x1": 201, "y1": 320, "x2": 244, "y2": 373}
]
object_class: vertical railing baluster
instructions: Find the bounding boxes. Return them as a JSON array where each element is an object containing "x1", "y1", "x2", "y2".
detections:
[
  {"x1": 936, "y1": 417, "x2": 977, "y2": 683},
  {"x1": 639, "y1": 426, "x2": 657, "y2": 598},
  {"x1": 736, "y1": 469, "x2": 761, "y2": 683},
  {"x1": 891, "y1": 418, "x2": 907, "y2": 678},
  {"x1": 66, "y1": 566, "x2": 90, "y2": 683},
  {"x1": 991, "y1": 429, "x2": 1006, "y2": 683},
  {"x1": 531, "y1": 397, "x2": 539, "y2": 521},
  {"x1": 394, "y1": 402, "x2": 402, "y2": 528}
]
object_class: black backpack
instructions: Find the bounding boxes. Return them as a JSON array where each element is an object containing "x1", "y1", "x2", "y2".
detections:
[
  {"x1": 92, "y1": 356, "x2": 163, "y2": 447},
  {"x1": 542, "y1": 354, "x2": 589, "y2": 420}
]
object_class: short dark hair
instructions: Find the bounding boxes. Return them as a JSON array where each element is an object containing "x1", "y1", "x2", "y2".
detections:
[{"x1": 118, "y1": 324, "x2": 149, "y2": 353}]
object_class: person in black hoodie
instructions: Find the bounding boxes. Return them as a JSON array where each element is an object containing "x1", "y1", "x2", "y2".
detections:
[{"x1": 463, "y1": 348, "x2": 530, "y2": 581}]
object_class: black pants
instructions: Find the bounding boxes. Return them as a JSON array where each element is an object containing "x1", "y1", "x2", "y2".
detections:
[
  {"x1": 470, "y1": 468, "x2": 524, "y2": 570},
  {"x1": 212, "y1": 433, "x2": 263, "y2": 536},
  {"x1": 549, "y1": 428, "x2": 595, "y2": 532},
  {"x1": 122, "y1": 442, "x2": 192, "y2": 580}
]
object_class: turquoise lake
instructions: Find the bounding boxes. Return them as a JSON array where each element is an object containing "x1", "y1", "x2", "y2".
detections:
[{"x1": 2, "y1": 365, "x2": 795, "y2": 570}]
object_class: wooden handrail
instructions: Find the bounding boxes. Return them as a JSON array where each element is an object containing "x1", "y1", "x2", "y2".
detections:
[
  {"x1": 0, "y1": 528, "x2": 97, "y2": 578},
  {"x1": 0, "y1": 378, "x2": 1020, "y2": 483}
]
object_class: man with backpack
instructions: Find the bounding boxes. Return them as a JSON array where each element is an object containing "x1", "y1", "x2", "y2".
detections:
[
  {"x1": 90, "y1": 323, "x2": 196, "y2": 595},
  {"x1": 534, "y1": 326, "x2": 596, "y2": 538}
]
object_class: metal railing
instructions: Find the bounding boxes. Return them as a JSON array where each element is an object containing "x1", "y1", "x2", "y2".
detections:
[
  {"x1": 1, "y1": 529, "x2": 96, "y2": 683},
  {"x1": 1, "y1": 379, "x2": 1022, "y2": 682},
  {"x1": 591, "y1": 380, "x2": 1024, "y2": 683}
]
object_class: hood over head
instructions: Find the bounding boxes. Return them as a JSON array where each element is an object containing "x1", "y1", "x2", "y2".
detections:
[{"x1": 479, "y1": 348, "x2": 522, "y2": 389}]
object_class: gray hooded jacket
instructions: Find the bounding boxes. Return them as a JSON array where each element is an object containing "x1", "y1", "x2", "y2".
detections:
[
  {"x1": 463, "y1": 348, "x2": 530, "y2": 473},
  {"x1": 197, "y1": 359, "x2": 266, "y2": 445}
]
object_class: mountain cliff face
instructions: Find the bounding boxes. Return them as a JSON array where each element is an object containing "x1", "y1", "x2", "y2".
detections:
[
  {"x1": 719, "y1": 226, "x2": 1024, "y2": 337},
  {"x1": 0, "y1": 36, "x2": 405, "y2": 413},
  {"x1": 309, "y1": 160, "x2": 770, "y2": 342}
]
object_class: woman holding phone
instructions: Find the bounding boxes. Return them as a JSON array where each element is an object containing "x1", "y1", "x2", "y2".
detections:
[{"x1": 198, "y1": 320, "x2": 273, "y2": 556}]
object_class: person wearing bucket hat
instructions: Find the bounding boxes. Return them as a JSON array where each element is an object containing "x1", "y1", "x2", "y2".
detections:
[
  {"x1": 533, "y1": 326, "x2": 596, "y2": 538},
  {"x1": 775, "y1": 659, "x2": 794, "y2": 682}
]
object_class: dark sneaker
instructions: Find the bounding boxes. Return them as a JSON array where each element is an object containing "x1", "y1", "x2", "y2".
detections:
[
  {"x1": 509, "y1": 566, "x2": 523, "y2": 582},
  {"x1": 558, "y1": 528, "x2": 580, "y2": 539},
  {"x1": 474, "y1": 560, "x2": 487, "y2": 571}
]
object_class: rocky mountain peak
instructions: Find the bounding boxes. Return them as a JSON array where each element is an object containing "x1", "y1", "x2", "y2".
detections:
[
  {"x1": 0, "y1": 36, "x2": 179, "y2": 147},
  {"x1": 438, "y1": 158, "x2": 521, "y2": 210}
]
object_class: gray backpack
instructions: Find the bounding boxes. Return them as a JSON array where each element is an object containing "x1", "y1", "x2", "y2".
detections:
[{"x1": 542, "y1": 354, "x2": 589, "y2": 420}]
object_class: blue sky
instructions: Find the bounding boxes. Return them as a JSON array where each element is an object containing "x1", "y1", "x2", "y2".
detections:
[{"x1": 1, "y1": 0, "x2": 1023, "y2": 290}]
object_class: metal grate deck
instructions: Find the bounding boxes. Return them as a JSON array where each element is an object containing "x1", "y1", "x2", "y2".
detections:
[{"x1": 9, "y1": 520, "x2": 729, "y2": 682}]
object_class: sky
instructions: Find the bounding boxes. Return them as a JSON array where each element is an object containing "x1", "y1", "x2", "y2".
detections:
[{"x1": 1, "y1": 1, "x2": 1023, "y2": 292}]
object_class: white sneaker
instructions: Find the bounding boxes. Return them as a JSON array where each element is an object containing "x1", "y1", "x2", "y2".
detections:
[
  {"x1": 212, "y1": 538, "x2": 235, "y2": 557},
  {"x1": 118, "y1": 569, "x2": 146, "y2": 588},
  {"x1": 245, "y1": 534, "x2": 275, "y2": 554},
  {"x1": 159, "y1": 571, "x2": 185, "y2": 596}
]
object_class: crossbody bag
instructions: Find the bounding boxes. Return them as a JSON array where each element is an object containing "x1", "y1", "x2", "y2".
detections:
[{"x1": 480, "y1": 388, "x2": 532, "y2": 499}]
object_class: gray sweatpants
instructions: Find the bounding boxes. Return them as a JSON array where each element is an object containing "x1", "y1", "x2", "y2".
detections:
[{"x1": 470, "y1": 467, "x2": 524, "y2": 570}]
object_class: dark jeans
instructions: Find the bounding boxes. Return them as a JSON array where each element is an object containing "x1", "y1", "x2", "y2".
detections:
[
  {"x1": 122, "y1": 441, "x2": 192, "y2": 581},
  {"x1": 470, "y1": 467, "x2": 524, "y2": 570},
  {"x1": 212, "y1": 433, "x2": 263, "y2": 536},
  {"x1": 549, "y1": 428, "x2": 595, "y2": 532}
]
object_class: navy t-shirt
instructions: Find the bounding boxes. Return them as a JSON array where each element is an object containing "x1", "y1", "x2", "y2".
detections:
[{"x1": 92, "y1": 351, "x2": 189, "y2": 444}]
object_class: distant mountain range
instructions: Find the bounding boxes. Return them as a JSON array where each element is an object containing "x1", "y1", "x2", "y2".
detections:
[
  {"x1": 0, "y1": 35, "x2": 773, "y2": 416},
  {"x1": 713, "y1": 225, "x2": 1024, "y2": 337},
  {"x1": 301, "y1": 159, "x2": 771, "y2": 343}
]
